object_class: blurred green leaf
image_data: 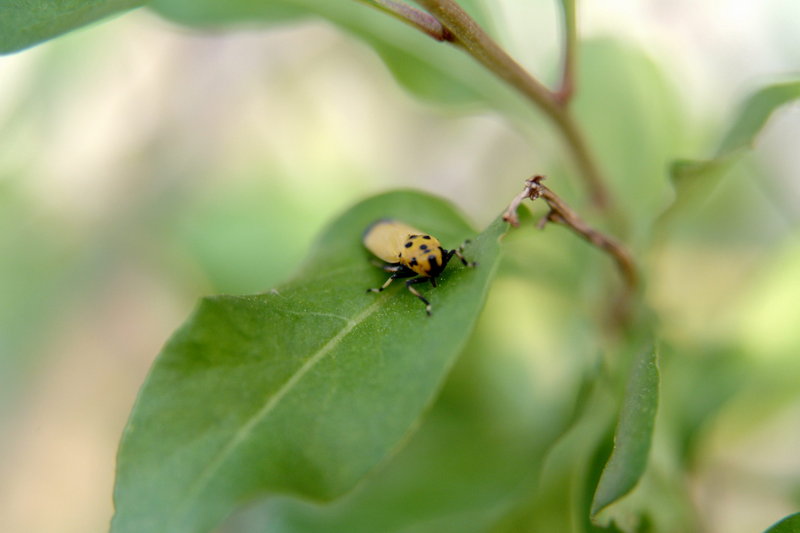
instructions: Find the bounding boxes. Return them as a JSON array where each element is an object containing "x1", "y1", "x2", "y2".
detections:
[
  {"x1": 591, "y1": 344, "x2": 659, "y2": 517},
  {"x1": 0, "y1": 0, "x2": 145, "y2": 54},
  {"x1": 764, "y1": 512, "x2": 800, "y2": 533},
  {"x1": 658, "y1": 344, "x2": 747, "y2": 466},
  {"x1": 572, "y1": 39, "x2": 686, "y2": 235},
  {"x1": 171, "y1": 177, "x2": 332, "y2": 295},
  {"x1": 718, "y1": 81, "x2": 800, "y2": 154},
  {"x1": 489, "y1": 378, "x2": 617, "y2": 532},
  {"x1": 0, "y1": 181, "x2": 102, "y2": 417},
  {"x1": 148, "y1": 0, "x2": 491, "y2": 26},
  {"x1": 111, "y1": 190, "x2": 506, "y2": 533},
  {"x1": 667, "y1": 80, "x2": 800, "y2": 213},
  {"x1": 147, "y1": 0, "x2": 516, "y2": 108}
]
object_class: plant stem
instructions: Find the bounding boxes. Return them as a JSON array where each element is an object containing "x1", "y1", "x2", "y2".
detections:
[
  {"x1": 358, "y1": 0, "x2": 611, "y2": 208},
  {"x1": 414, "y1": 0, "x2": 556, "y2": 115},
  {"x1": 555, "y1": 0, "x2": 577, "y2": 104},
  {"x1": 412, "y1": 0, "x2": 610, "y2": 208}
]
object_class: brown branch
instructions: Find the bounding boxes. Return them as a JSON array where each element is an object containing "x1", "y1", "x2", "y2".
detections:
[
  {"x1": 355, "y1": 0, "x2": 614, "y2": 209},
  {"x1": 504, "y1": 175, "x2": 638, "y2": 289},
  {"x1": 411, "y1": 0, "x2": 611, "y2": 209},
  {"x1": 413, "y1": 0, "x2": 556, "y2": 111}
]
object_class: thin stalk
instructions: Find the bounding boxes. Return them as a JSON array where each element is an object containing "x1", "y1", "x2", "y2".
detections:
[
  {"x1": 556, "y1": 0, "x2": 577, "y2": 104},
  {"x1": 412, "y1": 0, "x2": 610, "y2": 208},
  {"x1": 414, "y1": 0, "x2": 556, "y2": 116}
]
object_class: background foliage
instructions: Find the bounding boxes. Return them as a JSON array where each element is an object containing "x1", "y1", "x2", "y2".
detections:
[{"x1": 1, "y1": 1, "x2": 799, "y2": 533}]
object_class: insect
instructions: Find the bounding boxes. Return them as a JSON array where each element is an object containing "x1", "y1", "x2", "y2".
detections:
[{"x1": 363, "y1": 219, "x2": 476, "y2": 315}]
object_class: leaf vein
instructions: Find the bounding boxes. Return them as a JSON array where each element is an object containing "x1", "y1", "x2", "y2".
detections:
[{"x1": 171, "y1": 297, "x2": 384, "y2": 526}]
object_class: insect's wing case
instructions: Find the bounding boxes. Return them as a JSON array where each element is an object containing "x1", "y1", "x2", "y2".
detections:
[{"x1": 362, "y1": 219, "x2": 422, "y2": 263}]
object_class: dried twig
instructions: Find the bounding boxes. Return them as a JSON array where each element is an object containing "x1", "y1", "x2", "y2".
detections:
[{"x1": 504, "y1": 176, "x2": 638, "y2": 288}]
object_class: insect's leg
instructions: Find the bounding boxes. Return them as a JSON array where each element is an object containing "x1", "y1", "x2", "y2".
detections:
[
  {"x1": 453, "y1": 240, "x2": 477, "y2": 267},
  {"x1": 380, "y1": 263, "x2": 404, "y2": 273},
  {"x1": 405, "y1": 277, "x2": 432, "y2": 316},
  {"x1": 370, "y1": 260, "x2": 403, "y2": 272},
  {"x1": 367, "y1": 272, "x2": 400, "y2": 293}
]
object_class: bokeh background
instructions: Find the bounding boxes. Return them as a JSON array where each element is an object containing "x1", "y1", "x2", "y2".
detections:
[{"x1": 1, "y1": 0, "x2": 799, "y2": 532}]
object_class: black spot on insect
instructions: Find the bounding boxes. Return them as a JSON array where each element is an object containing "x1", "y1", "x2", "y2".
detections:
[
  {"x1": 423, "y1": 235, "x2": 432, "y2": 240},
  {"x1": 409, "y1": 257, "x2": 418, "y2": 267},
  {"x1": 410, "y1": 235, "x2": 419, "y2": 239},
  {"x1": 404, "y1": 242, "x2": 413, "y2": 248},
  {"x1": 428, "y1": 254, "x2": 437, "y2": 265},
  {"x1": 419, "y1": 244, "x2": 428, "y2": 251}
]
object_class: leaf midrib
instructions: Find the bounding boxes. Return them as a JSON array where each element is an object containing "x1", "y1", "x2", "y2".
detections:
[{"x1": 170, "y1": 296, "x2": 386, "y2": 528}]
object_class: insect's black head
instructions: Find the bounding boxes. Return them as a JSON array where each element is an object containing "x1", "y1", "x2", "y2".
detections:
[{"x1": 426, "y1": 247, "x2": 454, "y2": 278}]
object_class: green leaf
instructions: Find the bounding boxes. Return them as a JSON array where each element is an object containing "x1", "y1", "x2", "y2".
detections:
[
  {"x1": 146, "y1": 0, "x2": 515, "y2": 108},
  {"x1": 224, "y1": 336, "x2": 556, "y2": 533},
  {"x1": 764, "y1": 512, "x2": 800, "y2": 533},
  {"x1": 0, "y1": 0, "x2": 146, "y2": 54},
  {"x1": 667, "y1": 80, "x2": 800, "y2": 212},
  {"x1": 111, "y1": 190, "x2": 507, "y2": 533},
  {"x1": 591, "y1": 344, "x2": 659, "y2": 516}
]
